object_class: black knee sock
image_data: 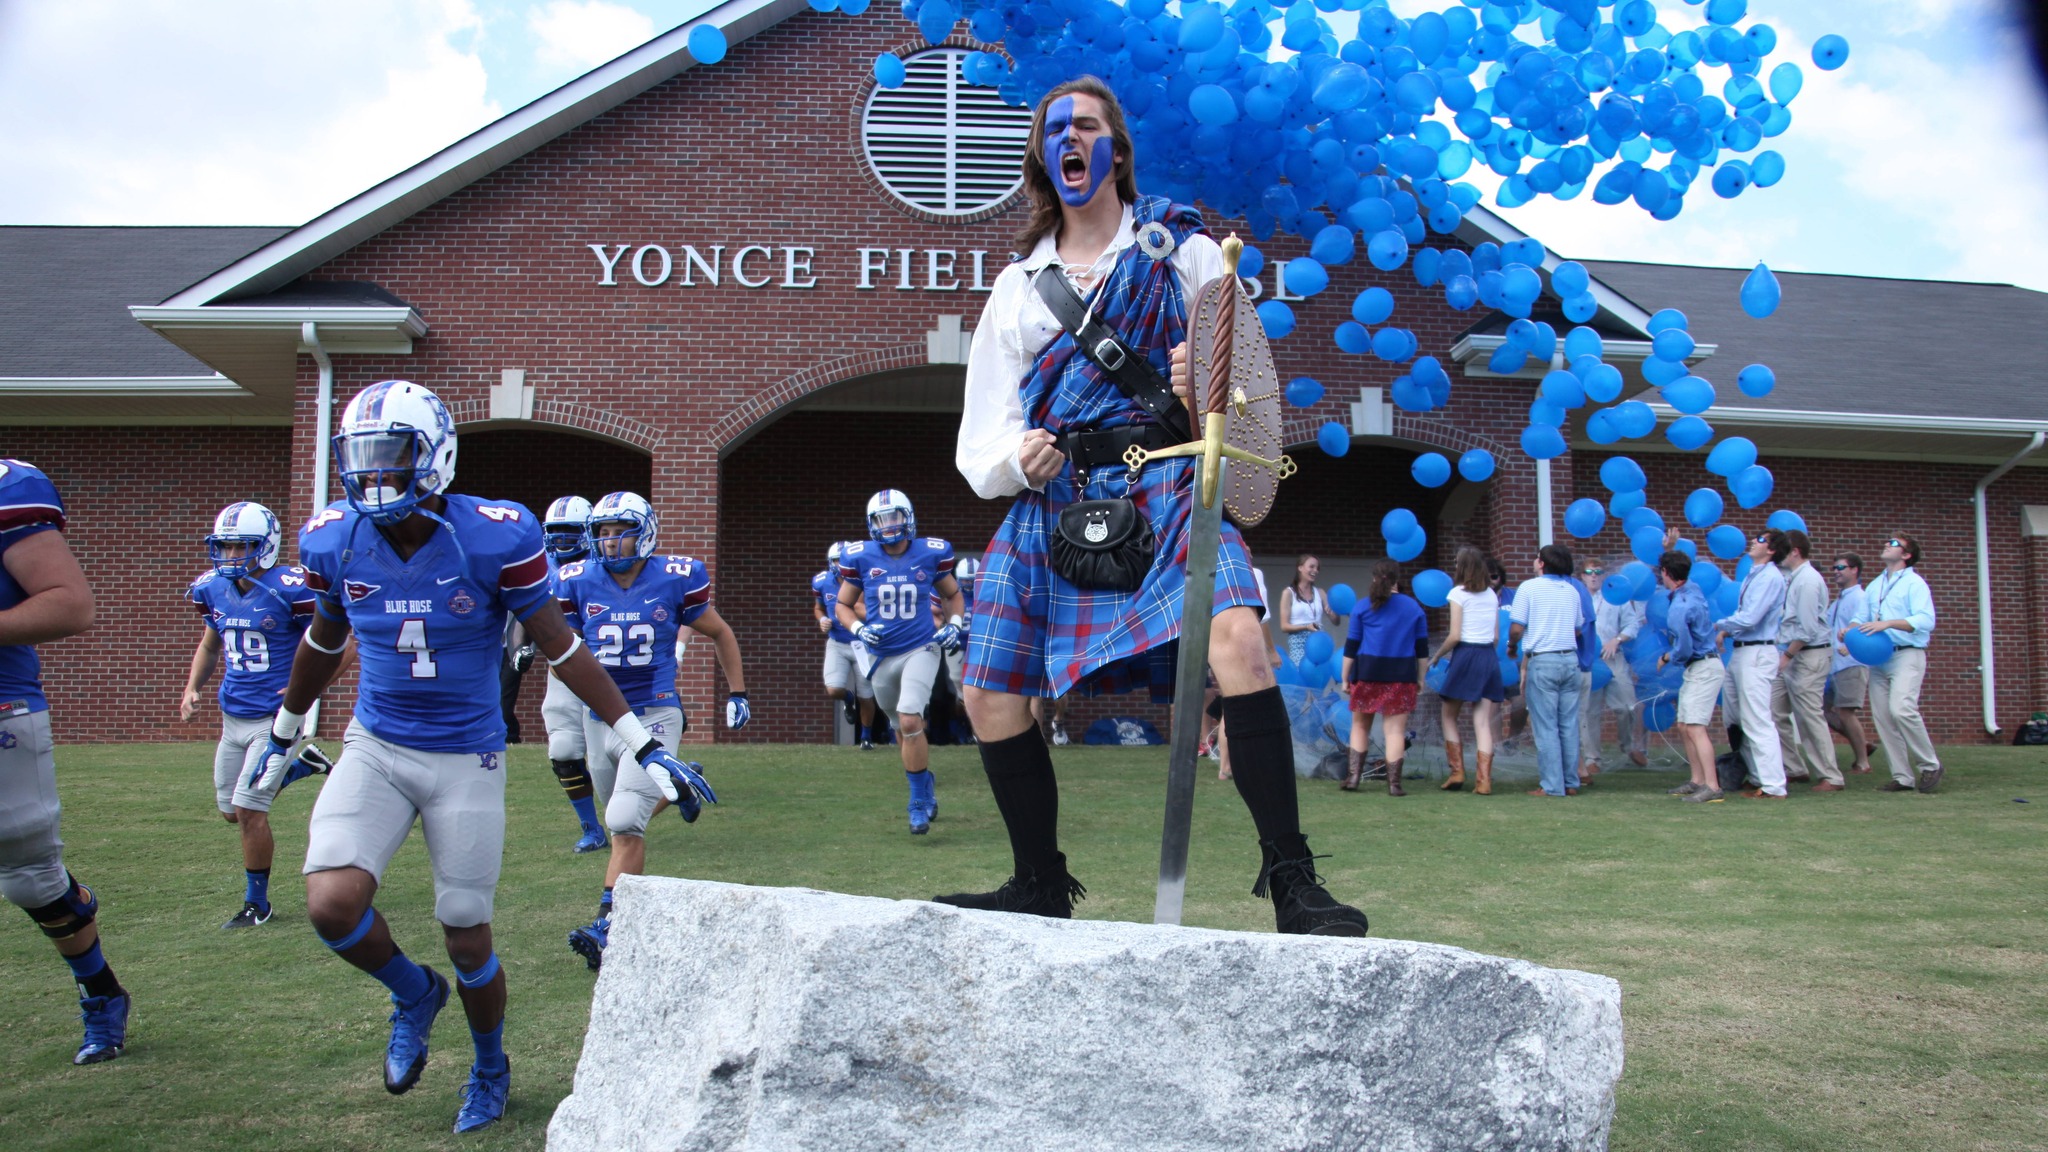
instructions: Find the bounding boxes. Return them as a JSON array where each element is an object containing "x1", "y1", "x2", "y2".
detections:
[
  {"x1": 1223, "y1": 686, "x2": 1307, "y2": 859},
  {"x1": 976, "y1": 726, "x2": 1061, "y2": 876}
]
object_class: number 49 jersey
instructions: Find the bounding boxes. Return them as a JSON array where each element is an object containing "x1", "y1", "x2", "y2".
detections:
[
  {"x1": 553, "y1": 555, "x2": 710, "y2": 711},
  {"x1": 839, "y1": 537, "x2": 955, "y2": 659},
  {"x1": 187, "y1": 564, "x2": 318, "y2": 719},
  {"x1": 299, "y1": 495, "x2": 551, "y2": 754}
]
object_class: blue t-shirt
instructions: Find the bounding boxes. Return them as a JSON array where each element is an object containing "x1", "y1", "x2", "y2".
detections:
[
  {"x1": 812, "y1": 569, "x2": 854, "y2": 644},
  {"x1": 1344, "y1": 593, "x2": 1429, "y2": 684},
  {"x1": 0, "y1": 460, "x2": 66, "y2": 713},
  {"x1": 838, "y1": 537, "x2": 956, "y2": 658},
  {"x1": 554, "y1": 555, "x2": 710, "y2": 711},
  {"x1": 187, "y1": 564, "x2": 319, "y2": 719},
  {"x1": 299, "y1": 495, "x2": 551, "y2": 754}
]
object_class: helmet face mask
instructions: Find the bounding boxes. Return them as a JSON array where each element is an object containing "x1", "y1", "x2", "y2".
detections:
[
  {"x1": 588, "y1": 491, "x2": 657, "y2": 573},
  {"x1": 866, "y1": 489, "x2": 916, "y2": 546},
  {"x1": 206, "y1": 501, "x2": 281, "y2": 580},
  {"x1": 333, "y1": 381, "x2": 457, "y2": 527},
  {"x1": 544, "y1": 495, "x2": 593, "y2": 560}
]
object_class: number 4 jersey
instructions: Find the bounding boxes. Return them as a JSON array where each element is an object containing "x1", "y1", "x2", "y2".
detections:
[
  {"x1": 187, "y1": 564, "x2": 318, "y2": 719},
  {"x1": 298, "y1": 496, "x2": 551, "y2": 753},
  {"x1": 839, "y1": 537, "x2": 955, "y2": 658},
  {"x1": 552, "y1": 556, "x2": 711, "y2": 711}
]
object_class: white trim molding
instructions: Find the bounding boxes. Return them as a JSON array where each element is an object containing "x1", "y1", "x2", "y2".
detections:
[
  {"x1": 0, "y1": 375, "x2": 250, "y2": 396},
  {"x1": 1451, "y1": 333, "x2": 1714, "y2": 379}
]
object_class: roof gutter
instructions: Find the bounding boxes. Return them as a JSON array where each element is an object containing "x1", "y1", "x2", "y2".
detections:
[
  {"x1": 1975, "y1": 430, "x2": 2044, "y2": 736},
  {"x1": 1640, "y1": 403, "x2": 2048, "y2": 437}
]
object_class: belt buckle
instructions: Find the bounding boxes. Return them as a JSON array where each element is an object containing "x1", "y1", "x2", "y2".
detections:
[{"x1": 1092, "y1": 338, "x2": 1127, "y2": 371}]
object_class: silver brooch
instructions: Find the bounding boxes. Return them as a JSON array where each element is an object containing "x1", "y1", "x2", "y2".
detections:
[{"x1": 1136, "y1": 221, "x2": 1175, "y2": 260}]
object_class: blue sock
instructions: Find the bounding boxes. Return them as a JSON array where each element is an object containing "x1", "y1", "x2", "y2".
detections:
[
  {"x1": 64, "y1": 939, "x2": 107, "y2": 983},
  {"x1": 570, "y1": 794, "x2": 601, "y2": 834},
  {"x1": 470, "y1": 1020, "x2": 507, "y2": 1074},
  {"x1": 908, "y1": 770, "x2": 934, "y2": 808},
  {"x1": 244, "y1": 868, "x2": 271, "y2": 911},
  {"x1": 370, "y1": 950, "x2": 432, "y2": 1006}
]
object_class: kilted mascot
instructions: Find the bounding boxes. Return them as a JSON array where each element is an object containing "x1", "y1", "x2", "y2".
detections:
[{"x1": 942, "y1": 77, "x2": 1368, "y2": 935}]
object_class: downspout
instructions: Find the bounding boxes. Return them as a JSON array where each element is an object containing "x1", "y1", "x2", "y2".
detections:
[
  {"x1": 303, "y1": 322, "x2": 333, "y2": 738},
  {"x1": 1975, "y1": 430, "x2": 2045, "y2": 736}
]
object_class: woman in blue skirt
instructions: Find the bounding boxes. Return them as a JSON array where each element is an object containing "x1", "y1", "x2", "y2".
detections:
[{"x1": 1429, "y1": 547, "x2": 1504, "y2": 795}]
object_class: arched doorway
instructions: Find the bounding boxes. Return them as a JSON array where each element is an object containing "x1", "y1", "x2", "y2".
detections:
[{"x1": 453, "y1": 426, "x2": 654, "y2": 514}]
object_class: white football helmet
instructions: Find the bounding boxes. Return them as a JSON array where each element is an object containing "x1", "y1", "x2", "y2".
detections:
[
  {"x1": 955, "y1": 555, "x2": 982, "y2": 584},
  {"x1": 206, "y1": 501, "x2": 281, "y2": 579},
  {"x1": 588, "y1": 491, "x2": 658, "y2": 572},
  {"x1": 827, "y1": 541, "x2": 844, "y2": 568},
  {"x1": 333, "y1": 380, "x2": 457, "y2": 526},
  {"x1": 866, "y1": 489, "x2": 915, "y2": 545},
  {"x1": 544, "y1": 495, "x2": 593, "y2": 560}
]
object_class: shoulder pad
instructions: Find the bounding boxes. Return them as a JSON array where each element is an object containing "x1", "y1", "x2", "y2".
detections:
[
  {"x1": 556, "y1": 560, "x2": 586, "y2": 580},
  {"x1": 0, "y1": 459, "x2": 66, "y2": 532}
]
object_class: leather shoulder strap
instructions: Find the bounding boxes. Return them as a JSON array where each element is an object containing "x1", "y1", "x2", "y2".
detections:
[{"x1": 1031, "y1": 266, "x2": 1191, "y2": 443}]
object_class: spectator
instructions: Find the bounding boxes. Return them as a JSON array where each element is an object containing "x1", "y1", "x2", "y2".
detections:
[
  {"x1": 1278, "y1": 554, "x2": 1334, "y2": 666},
  {"x1": 1772, "y1": 529, "x2": 1839, "y2": 790},
  {"x1": 1487, "y1": 555, "x2": 1529, "y2": 751},
  {"x1": 1823, "y1": 553, "x2": 1874, "y2": 775},
  {"x1": 1579, "y1": 555, "x2": 1647, "y2": 777},
  {"x1": 1655, "y1": 551, "x2": 1727, "y2": 803},
  {"x1": 1847, "y1": 534, "x2": 1942, "y2": 792},
  {"x1": 1428, "y1": 546, "x2": 1503, "y2": 795},
  {"x1": 1508, "y1": 543, "x2": 1587, "y2": 798},
  {"x1": 1341, "y1": 560, "x2": 1429, "y2": 795},
  {"x1": 1716, "y1": 529, "x2": 1791, "y2": 799}
]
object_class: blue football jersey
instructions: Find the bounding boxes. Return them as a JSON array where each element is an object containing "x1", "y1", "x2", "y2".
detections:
[
  {"x1": 187, "y1": 564, "x2": 319, "y2": 719},
  {"x1": 839, "y1": 537, "x2": 955, "y2": 658},
  {"x1": 554, "y1": 555, "x2": 710, "y2": 711},
  {"x1": 299, "y1": 495, "x2": 551, "y2": 754},
  {"x1": 812, "y1": 569, "x2": 854, "y2": 644},
  {"x1": 0, "y1": 460, "x2": 67, "y2": 713}
]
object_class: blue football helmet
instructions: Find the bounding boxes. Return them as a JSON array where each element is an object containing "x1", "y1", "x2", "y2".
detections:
[
  {"x1": 544, "y1": 495, "x2": 593, "y2": 561},
  {"x1": 333, "y1": 380, "x2": 457, "y2": 526},
  {"x1": 588, "y1": 491, "x2": 657, "y2": 573},
  {"x1": 206, "y1": 501, "x2": 281, "y2": 580},
  {"x1": 866, "y1": 489, "x2": 915, "y2": 546}
]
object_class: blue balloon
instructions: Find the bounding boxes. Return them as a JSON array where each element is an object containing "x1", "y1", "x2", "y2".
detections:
[
  {"x1": 1707, "y1": 525, "x2": 1747, "y2": 560},
  {"x1": 1714, "y1": 580, "x2": 1740, "y2": 617},
  {"x1": 1648, "y1": 308, "x2": 1690, "y2": 334},
  {"x1": 1381, "y1": 507, "x2": 1420, "y2": 541},
  {"x1": 1623, "y1": 506, "x2": 1665, "y2": 537},
  {"x1": 1736, "y1": 555, "x2": 1755, "y2": 583},
  {"x1": 1741, "y1": 262, "x2": 1782, "y2": 318},
  {"x1": 1564, "y1": 498, "x2": 1606, "y2": 538},
  {"x1": 1458, "y1": 449, "x2": 1495, "y2": 483},
  {"x1": 1643, "y1": 356, "x2": 1691, "y2": 388},
  {"x1": 1706, "y1": 436, "x2": 1759, "y2": 477},
  {"x1": 1674, "y1": 537, "x2": 1698, "y2": 560},
  {"x1": 1367, "y1": 230, "x2": 1410, "y2": 272},
  {"x1": 1752, "y1": 151, "x2": 1787, "y2": 187},
  {"x1": 1600, "y1": 573, "x2": 1633, "y2": 606},
  {"x1": 1411, "y1": 453, "x2": 1452, "y2": 488},
  {"x1": 1521, "y1": 424, "x2": 1567, "y2": 460},
  {"x1": 1311, "y1": 225, "x2": 1355, "y2": 266},
  {"x1": 1652, "y1": 328, "x2": 1697, "y2": 361},
  {"x1": 1844, "y1": 627, "x2": 1893, "y2": 667},
  {"x1": 1684, "y1": 487, "x2": 1725, "y2": 528},
  {"x1": 1666, "y1": 415, "x2": 1715, "y2": 451},
  {"x1": 1766, "y1": 509, "x2": 1807, "y2": 533},
  {"x1": 1591, "y1": 658, "x2": 1613, "y2": 692},
  {"x1": 1564, "y1": 326, "x2": 1604, "y2": 362},
  {"x1": 1600, "y1": 456, "x2": 1647, "y2": 494},
  {"x1": 1257, "y1": 300, "x2": 1296, "y2": 339},
  {"x1": 1730, "y1": 464, "x2": 1775, "y2": 509},
  {"x1": 1643, "y1": 695, "x2": 1677, "y2": 733},
  {"x1": 1587, "y1": 410, "x2": 1622, "y2": 445},
  {"x1": 1236, "y1": 244, "x2": 1265, "y2": 280},
  {"x1": 688, "y1": 23, "x2": 729, "y2": 63},
  {"x1": 1584, "y1": 363, "x2": 1625, "y2": 404},
  {"x1": 1692, "y1": 562, "x2": 1723, "y2": 596},
  {"x1": 1188, "y1": 83, "x2": 1237, "y2": 125},
  {"x1": 1426, "y1": 659, "x2": 1450, "y2": 694},
  {"x1": 1328, "y1": 583, "x2": 1356, "y2": 617},
  {"x1": 1334, "y1": 321, "x2": 1371, "y2": 355},
  {"x1": 1770, "y1": 62, "x2": 1804, "y2": 104},
  {"x1": 1611, "y1": 401, "x2": 1658, "y2": 439},
  {"x1": 1372, "y1": 327, "x2": 1418, "y2": 363},
  {"x1": 1552, "y1": 261, "x2": 1590, "y2": 298},
  {"x1": 1413, "y1": 568, "x2": 1453, "y2": 608},
  {"x1": 1738, "y1": 364, "x2": 1776, "y2": 398},
  {"x1": 1541, "y1": 370, "x2": 1587, "y2": 409},
  {"x1": 1305, "y1": 629, "x2": 1335, "y2": 665},
  {"x1": 1622, "y1": 560, "x2": 1658, "y2": 601},
  {"x1": 1630, "y1": 525, "x2": 1665, "y2": 565},
  {"x1": 1353, "y1": 287, "x2": 1395, "y2": 325},
  {"x1": 1284, "y1": 257, "x2": 1330, "y2": 298},
  {"x1": 1389, "y1": 528, "x2": 1427, "y2": 563},
  {"x1": 1317, "y1": 421, "x2": 1350, "y2": 458},
  {"x1": 873, "y1": 53, "x2": 907, "y2": 88},
  {"x1": 1812, "y1": 34, "x2": 1850, "y2": 71},
  {"x1": 1285, "y1": 376, "x2": 1325, "y2": 408},
  {"x1": 1178, "y1": 5, "x2": 1226, "y2": 50},
  {"x1": 1663, "y1": 376, "x2": 1717, "y2": 416}
]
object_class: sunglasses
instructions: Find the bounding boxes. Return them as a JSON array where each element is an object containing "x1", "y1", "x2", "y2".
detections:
[
  {"x1": 1885, "y1": 539, "x2": 1904, "y2": 548},
  {"x1": 1831, "y1": 564, "x2": 1851, "y2": 572},
  {"x1": 1754, "y1": 534, "x2": 1772, "y2": 544},
  {"x1": 1582, "y1": 566, "x2": 1604, "y2": 575}
]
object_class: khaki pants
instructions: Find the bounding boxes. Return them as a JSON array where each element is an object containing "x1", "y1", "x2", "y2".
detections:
[
  {"x1": 1772, "y1": 648, "x2": 1838, "y2": 785},
  {"x1": 1868, "y1": 646, "x2": 1940, "y2": 786}
]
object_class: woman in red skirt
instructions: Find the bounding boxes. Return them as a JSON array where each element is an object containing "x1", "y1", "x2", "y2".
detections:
[{"x1": 1341, "y1": 560, "x2": 1430, "y2": 795}]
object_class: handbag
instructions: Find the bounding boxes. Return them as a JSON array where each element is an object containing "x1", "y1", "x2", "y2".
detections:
[{"x1": 1051, "y1": 498, "x2": 1155, "y2": 592}]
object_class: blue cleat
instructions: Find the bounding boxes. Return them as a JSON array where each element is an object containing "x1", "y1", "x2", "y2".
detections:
[
  {"x1": 453, "y1": 1061, "x2": 511, "y2": 1133},
  {"x1": 74, "y1": 994, "x2": 130, "y2": 1065},
  {"x1": 278, "y1": 743, "x2": 334, "y2": 796},
  {"x1": 567, "y1": 916, "x2": 609, "y2": 971},
  {"x1": 384, "y1": 967, "x2": 449, "y2": 1094},
  {"x1": 908, "y1": 801, "x2": 931, "y2": 835},
  {"x1": 572, "y1": 827, "x2": 608, "y2": 854}
]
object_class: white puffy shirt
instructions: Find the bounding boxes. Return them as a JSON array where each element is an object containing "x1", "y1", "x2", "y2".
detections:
[{"x1": 955, "y1": 201, "x2": 1227, "y2": 500}]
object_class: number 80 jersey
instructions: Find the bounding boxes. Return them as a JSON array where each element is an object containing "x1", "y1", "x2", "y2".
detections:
[
  {"x1": 552, "y1": 555, "x2": 710, "y2": 711},
  {"x1": 839, "y1": 537, "x2": 955, "y2": 659}
]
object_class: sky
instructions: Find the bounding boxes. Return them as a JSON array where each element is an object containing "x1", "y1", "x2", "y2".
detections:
[{"x1": 1, "y1": 0, "x2": 2044, "y2": 290}]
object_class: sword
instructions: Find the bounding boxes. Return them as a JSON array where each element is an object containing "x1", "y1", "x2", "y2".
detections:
[{"x1": 1129, "y1": 235, "x2": 1293, "y2": 926}]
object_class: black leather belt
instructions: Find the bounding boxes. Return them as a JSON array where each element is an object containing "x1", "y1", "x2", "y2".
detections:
[
  {"x1": 1684, "y1": 655, "x2": 1712, "y2": 666},
  {"x1": 1060, "y1": 423, "x2": 1179, "y2": 475},
  {"x1": 1733, "y1": 639, "x2": 1774, "y2": 648}
]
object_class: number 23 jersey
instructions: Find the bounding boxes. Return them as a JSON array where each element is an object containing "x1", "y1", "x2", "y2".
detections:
[
  {"x1": 839, "y1": 537, "x2": 955, "y2": 658},
  {"x1": 553, "y1": 556, "x2": 710, "y2": 710},
  {"x1": 299, "y1": 495, "x2": 551, "y2": 753}
]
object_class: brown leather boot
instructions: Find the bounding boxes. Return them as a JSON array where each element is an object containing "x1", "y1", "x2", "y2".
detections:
[
  {"x1": 1441, "y1": 739, "x2": 1466, "y2": 791},
  {"x1": 1341, "y1": 747, "x2": 1363, "y2": 792},
  {"x1": 1386, "y1": 759, "x2": 1406, "y2": 797},
  {"x1": 1474, "y1": 749, "x2": 1494, "y2": 795}
]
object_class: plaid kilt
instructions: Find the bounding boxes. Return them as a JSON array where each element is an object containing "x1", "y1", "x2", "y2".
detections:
[{"x1": 962, "y1": 196, "x2": 1261, "y2": 700}]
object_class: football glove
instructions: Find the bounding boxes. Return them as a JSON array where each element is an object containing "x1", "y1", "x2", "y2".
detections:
[
  {"x1": 512, "y1": 644, "x2": 537, "y2": 673},
  {"x1": 725, "y1": 692, "x2": 750, "y2": 729},
  {"x1": 636, "y1": 743, "x2": 717, "y2": 822},
  {"x1": 935, "y1": 615, "x2": 967, "y2": 653},
  {"x1": 855, "y1": 623, "x2": 886, "y2": 648},
  {"x1": 247, "y1": 733, "x2": 296, "y2": 792}
]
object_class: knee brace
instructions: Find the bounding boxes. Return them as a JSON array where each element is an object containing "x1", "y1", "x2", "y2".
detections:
[
  {"x1": 26, "y1": 875, "x2": 97, "y2": 943},
  {"x1": 551, "y1": 757, "x2": 594, "y2": 801},
  {"x1": 320, "y1": 906, "x2": 376, "y2": 952},
  {"x1": 898, "y1": 720, "x2": 927, "y2": 744}
]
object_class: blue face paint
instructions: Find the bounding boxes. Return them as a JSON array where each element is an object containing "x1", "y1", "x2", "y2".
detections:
[{"x1": 1043, "y1": 95, "x2": 1114, "y2": 208}]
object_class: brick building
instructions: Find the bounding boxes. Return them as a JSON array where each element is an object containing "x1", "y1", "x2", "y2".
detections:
[{"x1": 4, "y1": 1, "x2": 2045, "y2": 747}]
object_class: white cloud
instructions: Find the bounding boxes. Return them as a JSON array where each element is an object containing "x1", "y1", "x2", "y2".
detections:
[
  {"x1": 0, "y1": 0, "x2": 498, "y2": 225},
  {"x1": 528, "y1": 0, "x2": 657, "y2": 72}
]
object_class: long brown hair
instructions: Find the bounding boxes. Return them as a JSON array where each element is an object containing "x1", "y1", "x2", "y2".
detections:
[
  {"x1": 1367, "y1": 559, "x2": 1401, "y2": 610},
  {"x1": 1453, "y1": 546, "x2": 1488, "y2": 593},
  {"x1": 1014, "y1": 76, "x2": 1139, "y2": 253},
  {"x1": 1292, "y1": 553, "x2": 1317, "y2": 598}
]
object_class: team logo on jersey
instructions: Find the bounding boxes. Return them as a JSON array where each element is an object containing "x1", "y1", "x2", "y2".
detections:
[
  {"x1": 585, "y1": 602, "x2": 609, "y2": 617},
  {"x1": 648, "y1": 721, "x2": 667, "y2": 736},
  {"x1": 447, "y1": 588, "x2": 477, "y2": 616},
  {"x1": 209, "y1": 608, "x2": 227, "y2": 624},
  {"x1": 651, "y1": 605, "x2": 668, "y2": 622},
  {"x1": 869, "y1": 567, "x2": 886, "y2": 580},
  {"x1": 259, "y1": 615, "x2": 278, "y2": 632},
  {"x1": 343, "y1": 580, "x2": 381, "y2": 603},
  {"x1": 913, "y1": 567, "x2": 930, "y2": 583},
  {"x1": 479, "y1": 751, "x2": 500, "y2": 771},
  {"x1": 0, "y1": 731, "x2": 15, "y2": 750}
]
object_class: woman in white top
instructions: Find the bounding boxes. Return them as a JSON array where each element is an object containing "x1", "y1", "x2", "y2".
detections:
[
  {"x1": 1278, "y1": 555, "x2": 1335, "y2": 665},
  {"x1": 1427, "y1": 547, "x2": 1504, "y2": 794}
]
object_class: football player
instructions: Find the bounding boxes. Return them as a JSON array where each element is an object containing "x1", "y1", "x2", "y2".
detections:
[
  {"x1": 561, "y1": 491, "x2": 747, "y2": 970},
  {"x1": 255, "y1": 381, "x2": 710, "y2": 1133},
  {"x1": 814, "y1": 541, "x2": 878, "y2": 748},
  {"x1": 0, "y1": 458, "x2": 129, "y2": 1064},
  {"x1": 180, "y1": 501, "x2": 339, "y2": 929},
  {"x1": 837, "y1": 490, "x2": 964, "y2": 834},
  {"x1": 527, "y1": 495, "x2": 607, "y2": 853}
]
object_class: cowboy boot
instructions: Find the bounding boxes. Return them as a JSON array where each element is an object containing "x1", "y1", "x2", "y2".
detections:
[
  {"x1": 1474, "y1": 749, "x2": 1494, "y2": 795},
  {"x1": 1385, "y1": 759, "x2": 1406, "y2": 797},
  {"x1": 1441, "y1": 739, "x2": 1466, "y2": 791},
  {"x1": 1341, "y1": 747, "x2": 1363, "y2": 792}
]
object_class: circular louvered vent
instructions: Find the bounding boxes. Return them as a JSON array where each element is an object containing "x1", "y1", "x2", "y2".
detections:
[{"x1": 862, "y1": 49, "x2": 1031, "y2": 218}]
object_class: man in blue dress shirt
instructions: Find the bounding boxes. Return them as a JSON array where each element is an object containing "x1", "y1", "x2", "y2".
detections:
[{"x1": 1714, "y1": 529, "x2": 1790, "y2": 799}]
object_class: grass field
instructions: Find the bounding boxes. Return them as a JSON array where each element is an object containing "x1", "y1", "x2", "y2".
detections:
[{"x1": 1, "y1": 740, "x2": 2043, "y2": 1151}]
